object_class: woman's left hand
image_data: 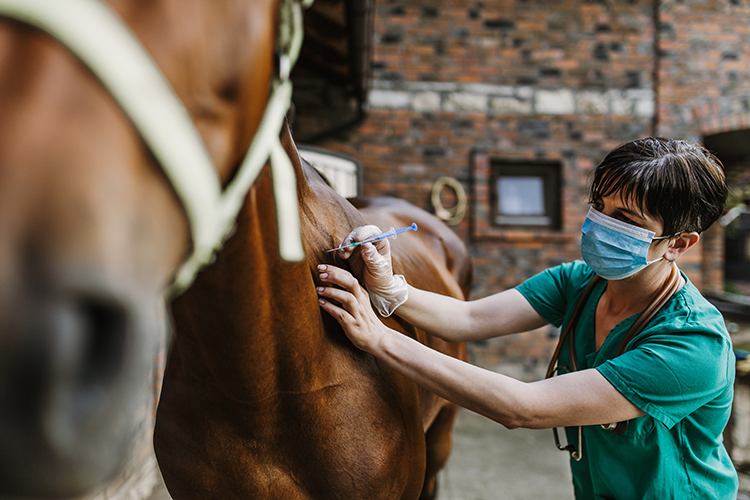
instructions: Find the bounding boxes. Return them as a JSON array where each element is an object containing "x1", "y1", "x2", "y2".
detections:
[{"x1": 317, "y1": 264, "x2": 389, "y2": 353}]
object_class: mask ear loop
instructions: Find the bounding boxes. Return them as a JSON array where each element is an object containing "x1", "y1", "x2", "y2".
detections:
[
  {"x1": 651, "y1": 231, "x2": 683, "y2": 264},
  {"x1": 652, "y1": 231, "x2": 683, "y2": 242}
]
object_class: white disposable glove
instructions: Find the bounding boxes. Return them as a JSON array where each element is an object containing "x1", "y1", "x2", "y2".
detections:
[{"x1": 338, "y1": 225, "x2": 408, "y2": 317}]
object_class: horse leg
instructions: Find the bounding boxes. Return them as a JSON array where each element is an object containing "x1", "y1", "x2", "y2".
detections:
[{"x1": 420, "y1": 402, "x2": 460, "y2": 500}]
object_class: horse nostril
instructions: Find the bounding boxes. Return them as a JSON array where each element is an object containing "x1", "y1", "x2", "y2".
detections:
[
  {"x1": 41, "y1": 295, "x2": 130, "y2": 457},
  {"x1": 75, "y1": 298, "x2": 127, "y2": 395}
]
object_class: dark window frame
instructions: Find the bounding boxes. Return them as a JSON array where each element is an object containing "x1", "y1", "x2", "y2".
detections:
[{"x1": 490, "y1": 160, "x2": 562, "y2": 230}]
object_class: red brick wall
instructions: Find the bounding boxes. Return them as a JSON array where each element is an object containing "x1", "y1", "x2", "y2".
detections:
[
  {"x1": 654, "y1": 0, "x2": 750, "y2": 292},
  {"x1": 655, "y1": 0, "x2": 750, "y2": 140}
]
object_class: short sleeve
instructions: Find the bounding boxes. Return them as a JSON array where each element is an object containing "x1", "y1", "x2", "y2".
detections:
[
  {"x1": 597, "y1": 314, "x2": 733, "y2": 428},
  {"x1": 516, "y1": 260, "x2": 595, "y2": 328}
]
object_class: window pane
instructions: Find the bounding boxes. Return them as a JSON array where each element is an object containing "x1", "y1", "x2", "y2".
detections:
[{"x1": 497, "y1": 176, "x2": 545, "y2": 215}]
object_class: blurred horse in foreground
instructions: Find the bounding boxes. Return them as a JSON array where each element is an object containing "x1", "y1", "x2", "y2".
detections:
[{"x1": 0, "y1": 0, "x2": 471, "y2": 498}]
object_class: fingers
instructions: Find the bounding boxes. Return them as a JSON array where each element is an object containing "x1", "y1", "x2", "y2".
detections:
[
  {"x1": 319, "y1": 299, "x2": 352, "y2": 325},
  {"x1": 317, "y1": 289, "x2": 353, "y2": 322},
  {"x1": 317, "y1": 281, "x2": 359, "y2": 306},
  {"x1": 317, "y1": 266, "x2": 366, "y2": 324},
  {"x1": 317, "y1": 264, "x2": 361, "y2": 292},
  {"x1": 316, "y1": 264, "x2": 372, "y2": 313},
  {"x1": 317, "y1": 264, "x2": 385, "y2": 353},
  {"x1": 352, "y1": 225, "x2": 382, "y2": 242},
  {"x1": 337, "y1": 225, "x2": 382, "y2": 259},
  {"x1": 360, "y1": 241, "x2": 390, "y2": 271},
  {"x1": 371, "y1": 234, "x2": 390, "y2": 255}
]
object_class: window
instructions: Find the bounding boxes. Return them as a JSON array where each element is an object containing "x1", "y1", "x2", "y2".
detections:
[
  {"x1": 297, "y1": 146, "x2": 362, "y2": 198},
  {"x1": 491, "y1": 161, "x2": 561, "y2": 229}
]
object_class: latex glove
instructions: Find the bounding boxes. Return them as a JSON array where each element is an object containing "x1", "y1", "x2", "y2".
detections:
[{"x1": 337, "y1": 226, "x2": 408, "y2": 317}]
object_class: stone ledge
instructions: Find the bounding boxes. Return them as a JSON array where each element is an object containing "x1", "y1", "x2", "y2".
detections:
[{"x1": 368, "y1": 80, "x2": 655, "y2": 118}]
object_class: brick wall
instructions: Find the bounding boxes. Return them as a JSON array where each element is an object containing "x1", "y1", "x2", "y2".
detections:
[
  {"x1": 655, "y1": 0, "x2": 750, "y2": 294},
  {"x1": 318, "y1": 0, "x2": 658, "y2": 297},
  {"x1": 655, "y1": 0, "x2": 750, "y2": 140}
]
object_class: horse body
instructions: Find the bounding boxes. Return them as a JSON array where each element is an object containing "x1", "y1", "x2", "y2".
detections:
[
  {"x1": 351, "y1": 196, "x2": 471, "y2": 498},
  {"x1": 154, "y1": 125, "x2": 470, "y2": 499}
]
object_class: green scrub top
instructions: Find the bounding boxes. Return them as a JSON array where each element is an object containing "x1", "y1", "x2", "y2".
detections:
[{"x1": 516, "y1": 261, "x2": 737, "y2": 500}]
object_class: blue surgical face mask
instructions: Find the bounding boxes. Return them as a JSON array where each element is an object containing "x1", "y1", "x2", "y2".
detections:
[{"x1": 580, "y1": 207, "x2": 671, "y2": 280}]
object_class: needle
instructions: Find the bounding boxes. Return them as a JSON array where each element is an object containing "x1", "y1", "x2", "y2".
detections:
[{"x1": 327, "y1": 223, "x2": 418, "y2": 252}]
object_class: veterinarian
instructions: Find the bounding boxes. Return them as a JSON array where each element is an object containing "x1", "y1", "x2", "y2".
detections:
[{"x1": 317, "y1": 137, "x2": 738, "y2": 499}]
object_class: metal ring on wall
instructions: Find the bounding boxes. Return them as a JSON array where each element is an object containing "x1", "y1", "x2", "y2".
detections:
[{"x1": 431, "y1": 176, "x2": 467, "y2": 226}]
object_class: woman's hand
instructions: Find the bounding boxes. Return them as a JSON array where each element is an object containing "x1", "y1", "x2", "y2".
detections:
[
  {"x1": 335, "y1": 226, "x2": 408, "y2": 317},
  {"x1": 317, "y1": 264, "x2": 390, "y2": 353},
  {"x1": 336, "y1": 225, "x2": 394, "y2": 290}
]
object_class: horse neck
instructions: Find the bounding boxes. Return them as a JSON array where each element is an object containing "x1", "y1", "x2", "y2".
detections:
[{"x1": 169, "y1": 127, "x2": 339, "y2": 402}]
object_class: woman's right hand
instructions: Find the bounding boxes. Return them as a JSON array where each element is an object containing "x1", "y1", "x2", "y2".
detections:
[
  {"x1": 337, "y1": 225, "x2": 393, "y2": 289},
  {"x1": 336, "y1": 226, "x2": 408, "y2": 317}
]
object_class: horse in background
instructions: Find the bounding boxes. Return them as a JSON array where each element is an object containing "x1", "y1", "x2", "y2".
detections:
[{"x1": 0, "y1": 0, "x2": 471, "y2": 498}]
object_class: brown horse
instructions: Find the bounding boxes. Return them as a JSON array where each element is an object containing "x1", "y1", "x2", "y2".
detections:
[
  {"x1": 0, "y1": 0, "x2": 471, "y2": 498},
  {"x1": 155, "y1": 124, "x2": 470, "y2": 499}
]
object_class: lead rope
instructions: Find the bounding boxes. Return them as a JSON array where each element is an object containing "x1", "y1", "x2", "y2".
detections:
[
  {"x1": 0, "y1": 0, "x2": 314, "y2": 297},
  {"x1": 545, "y1": 263, "x2": 681, "y2": 461}
]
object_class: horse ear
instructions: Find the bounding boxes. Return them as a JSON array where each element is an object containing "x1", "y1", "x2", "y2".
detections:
[
  {"x1": 279, "y1": 118, "x2": 300, "y2": 168},
  {"x1": 286, "y1": 102, "x2": 297, "y2": 127},
  {"x1": 280, "y1": 117, "x2": 293, "y2": 145}
]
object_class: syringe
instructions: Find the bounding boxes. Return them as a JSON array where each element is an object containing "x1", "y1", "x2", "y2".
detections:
[{"x1": 327, "y1": 223, "x2": 418, "y2": 253}]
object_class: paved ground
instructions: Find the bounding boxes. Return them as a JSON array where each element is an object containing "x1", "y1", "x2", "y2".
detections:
[{"x1": 437, "y1": 408, "x2": 574, "y2": 500}]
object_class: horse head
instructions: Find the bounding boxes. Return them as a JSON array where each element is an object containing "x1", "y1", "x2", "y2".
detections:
[{"x1": 0, "y1": 0, "x2": 294, "y2": 496}]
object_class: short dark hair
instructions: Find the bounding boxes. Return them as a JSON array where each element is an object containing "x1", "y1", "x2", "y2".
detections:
[{"x1": 588, "y1": 137, "x2": 728, "y2": 236}]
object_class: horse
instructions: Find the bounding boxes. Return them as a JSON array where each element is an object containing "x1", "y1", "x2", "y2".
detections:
[
  {"x1": 0, "y1": 0, "x2": 472, "y2": 498},
  {"x1": 155, "y1": 125, "x2": 471, "y2": 499}
]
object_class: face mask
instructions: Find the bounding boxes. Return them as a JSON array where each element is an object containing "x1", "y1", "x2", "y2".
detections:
[{"x1": 580, "y1": 207, "x2": 671, "y2": 280}]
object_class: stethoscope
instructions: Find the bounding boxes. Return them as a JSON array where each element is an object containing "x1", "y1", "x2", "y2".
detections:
[{"x1": 544, "y1": 263, "x2": 682, "y2": 461}]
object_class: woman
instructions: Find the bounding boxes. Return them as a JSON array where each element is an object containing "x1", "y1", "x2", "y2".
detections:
[{"x1": 316, "y1": 138, "x2": 738, "y2": 499}]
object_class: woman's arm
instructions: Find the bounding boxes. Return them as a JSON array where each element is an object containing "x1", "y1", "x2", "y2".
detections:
[
  {"x1": 397, "y1": 285, "x2": 548, "y2": 343},
  {"x1": 317, "y1": 265, "x2": 645, "y2": 429},
  {"x1": 377, "y1": 329, "x2": 645, "y2": 429},
  {"x1": 331, "y1": 225, "x2": 547, "y2": 342}
]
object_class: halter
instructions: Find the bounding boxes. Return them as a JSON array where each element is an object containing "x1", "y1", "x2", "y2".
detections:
[{"x1": 0, "y1": 0, "x2": 313, "y2": 296}]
